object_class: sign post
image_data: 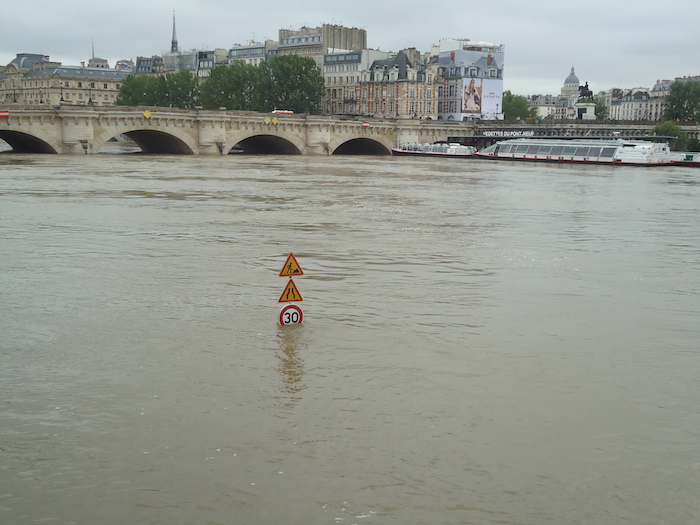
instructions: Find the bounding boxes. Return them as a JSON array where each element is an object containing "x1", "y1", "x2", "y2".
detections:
[{"x1": 278, "y1": 253, "x2": 304, "y2": 325}]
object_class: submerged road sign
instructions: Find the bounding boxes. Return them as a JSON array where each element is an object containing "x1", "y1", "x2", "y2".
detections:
[
  {"x1": 279, "y1": 304, "x2": 303, "y2": 325},
  {"x1": 279, "y1": 253, "x2": 304, "y2": 277},
  {"x1": 278, "y1": 278, "x2": 303, "y2": 303}
]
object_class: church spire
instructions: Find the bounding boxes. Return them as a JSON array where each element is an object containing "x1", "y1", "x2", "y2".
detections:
[{"x1": 171, "y1": 11, "x2": 179, "y2": 53}]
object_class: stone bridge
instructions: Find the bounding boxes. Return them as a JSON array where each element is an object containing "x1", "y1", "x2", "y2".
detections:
[{"x1": 0, "y1": 106, "x2": 474, "y2": 155}]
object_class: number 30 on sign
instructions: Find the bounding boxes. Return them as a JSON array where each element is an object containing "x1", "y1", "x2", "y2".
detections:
[{"x1": 279, "y1": 304, "x2": 303, "y2": 326}]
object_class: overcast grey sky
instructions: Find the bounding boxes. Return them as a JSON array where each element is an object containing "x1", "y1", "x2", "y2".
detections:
[{"x1": 2, "y1": 0, "x2": 697, "y2": 95}]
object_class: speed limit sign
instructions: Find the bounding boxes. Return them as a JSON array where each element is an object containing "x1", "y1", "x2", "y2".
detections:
[{"x1": 279, "y1": 304, "x2": 303, "y2": 326}]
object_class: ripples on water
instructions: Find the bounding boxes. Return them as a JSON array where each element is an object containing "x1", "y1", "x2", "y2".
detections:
[{"x1": 1, "y1": 150, "x2": 699, "y2": 524}]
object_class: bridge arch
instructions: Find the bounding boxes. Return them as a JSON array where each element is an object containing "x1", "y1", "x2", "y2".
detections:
[
  {"x1": 223, "y1": 131, "x2": 304, "y2": 155},
  {"x1": 93, "y1": 125, "x2": 197, "y2": 154},
  {"x1": 331, "y1": 137, "x2": 392, "y2": 155},
  {"x1": 0, "y1": 130, "x2": 60, "y2": 153}
]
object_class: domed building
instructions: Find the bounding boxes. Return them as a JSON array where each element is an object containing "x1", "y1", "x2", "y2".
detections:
[{"x1": 560, "y1": 66, "x2": 580, "y2": 98}]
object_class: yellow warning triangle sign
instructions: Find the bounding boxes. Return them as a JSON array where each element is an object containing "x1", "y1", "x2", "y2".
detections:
[
  {"x1": 278, "y1": 278, "x2": 303, "y2": 303},
  {"x1": 279, "y1": 253, "x2": 304, "y2": 277}
]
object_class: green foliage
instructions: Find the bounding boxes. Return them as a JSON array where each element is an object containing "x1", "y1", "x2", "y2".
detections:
[
  {"x1": 198, "y1": 55, "x2": 324, "y2": 113},
  {"x1": 115, "y1": 75, "x2": 164, "y2": 106},
  {"x1": 200, "y1": 62, "x2": 261, "y2": 110},
  {"x1": 663, "y1": 80, "x2": 700, "y2": 121},
  {"x1": 163, "y1": 71, "x2": 200, "y2": 109},
  {"x1": 686, "y1": 137, "x2": 700, "y2": 152},
  {"x1": 651, "y1": 121, "x2": 687, "y2": 150},
  {"x1": 502, "y1": 90, "x2": 538, "y2": 121},
  {"x1": 594, "y1": 99, "x2": 608, "y2": 120},
  {"x1": 115, "y1": 71, "x2": 199, "y2": 108},
  {"x1": 258, "y1": 55, "x2": 325, "y2": 114}
]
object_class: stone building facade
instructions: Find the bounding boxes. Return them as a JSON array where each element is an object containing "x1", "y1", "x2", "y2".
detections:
[
  {"x1": 1, "y1": 53, "x2": 130, "y2": 107},
  {"x1": 278, "y1": 24, "x2": 366, "y2": 68}
]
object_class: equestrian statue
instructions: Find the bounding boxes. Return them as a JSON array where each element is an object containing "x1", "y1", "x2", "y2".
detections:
[{"x1": 578, "y1": 82, "x2": 593, "y2": 99}]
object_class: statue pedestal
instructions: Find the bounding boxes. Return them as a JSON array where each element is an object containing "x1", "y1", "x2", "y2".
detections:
[{"x1": 575, "y1": 102, "x2": 596, "y2": 120}]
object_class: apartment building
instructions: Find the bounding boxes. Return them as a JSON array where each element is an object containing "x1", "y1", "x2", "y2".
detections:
[
  {"x1": 436, "y1": 39, "x2": 505, "y2": 121},
  {"x1": 278, "y1": 24, "x2": 366, "y2": 68},
  {"x1": 1, "y1": 53, "x2": 130, "y2": 106},
  {"x1": 357, "y1": 49, "x2": 439, "y2": 119}
]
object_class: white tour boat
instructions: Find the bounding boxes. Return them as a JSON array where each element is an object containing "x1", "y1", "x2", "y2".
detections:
[
  {"x1": 391, "y1": 142, "x2": 476, "y2": 158},
  {"x1": 475, "y1": 138, "x2": 678, "y2": 166},
  {"x1": 672, "y1": 151, "x2": 700, "y2": 167}
]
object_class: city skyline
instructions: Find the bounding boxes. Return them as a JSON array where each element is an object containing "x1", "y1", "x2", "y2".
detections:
[{"x1": 2, "y1": 0, "x2": 697, "y2": 96}]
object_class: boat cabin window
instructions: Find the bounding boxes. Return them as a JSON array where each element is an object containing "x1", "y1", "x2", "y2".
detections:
[
  {"x1": 481, "y1": 143, "x2": 497, "y2": 154},
  {"x1": 527, "y1": 145, "x2": 540, "y2": 154},
  {"x1": 600, "y1": 148, "x2": 616, "y2": 157},
  {"x1": 538, "y1": 146, "x2": 552, "y2": 155},
  {"x1": 514, "y1": 145, "x2": 529, "y2": 154},
  {"x1": 499, "y1": 144, "x2": 512, "y2": 153},
  {"x1": 574, "y1": 147, "x2": 590, "y2": 156},
  {"x1": 562, "y1": 146, "x2": 576, "y2": 155},
  {"x1": 551, "y1": 146, "x2": 565, "y2": 155},
  {"x1": 587, "y1": 148, "x2": 602, "y2": 157}
]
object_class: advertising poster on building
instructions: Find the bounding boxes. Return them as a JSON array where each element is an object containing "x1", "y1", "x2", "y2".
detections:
[
  {"x1": 462, "y1": 78, "x2": 482, "y2": 113},
  {"x1": 462, "y1": 78, "x2": 503, "y2": 118},
  {"x1": 480, "y1": 78, "x2": 503, "y2": 117}
]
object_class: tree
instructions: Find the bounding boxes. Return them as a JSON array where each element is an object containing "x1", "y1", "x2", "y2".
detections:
[
  {"x1": 200, "y1": 62, "x2": 261, "y2": 110},
  {"x1": 115, "y1": 75, "x2": 165, "y2": 106},
  {"x1": 257, "y1": 55, "x2": 325, "y2": 114},
  {"x1": 163, "y1": 71, "x2": 200, "y2": 109},
  {"x1": 502, "y1": 90, "x2": 538, "y2": 121},
  {"x1": 115, "y1": 73, "x2": 199, "y2": 108},
  {"x1": 650, "y1": 121, "x2": 687, "y2": 150},
  {"x1": 594, "y1": 99, "x2": 608, "y2": 120},
  {"x1": 663, "y1": 80, "x2": 700, "y2": 122},
  {"x1": 686, "y1": 137, "x2": 700, "y2": 152}
]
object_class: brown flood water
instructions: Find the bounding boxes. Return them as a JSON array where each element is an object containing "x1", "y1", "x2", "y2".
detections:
[{"x1": 1, "y1": 149, "x2": 699, "y2": 524}]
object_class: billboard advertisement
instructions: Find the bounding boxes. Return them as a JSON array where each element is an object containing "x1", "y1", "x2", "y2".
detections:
[{"x1": 462, "y1": 78, "x2": 503, "y2": 117}]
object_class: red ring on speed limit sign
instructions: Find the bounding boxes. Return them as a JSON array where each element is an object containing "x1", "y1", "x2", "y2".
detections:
[{"x1": 279, "y1": 304, "x2": 303, "y2": 326}]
